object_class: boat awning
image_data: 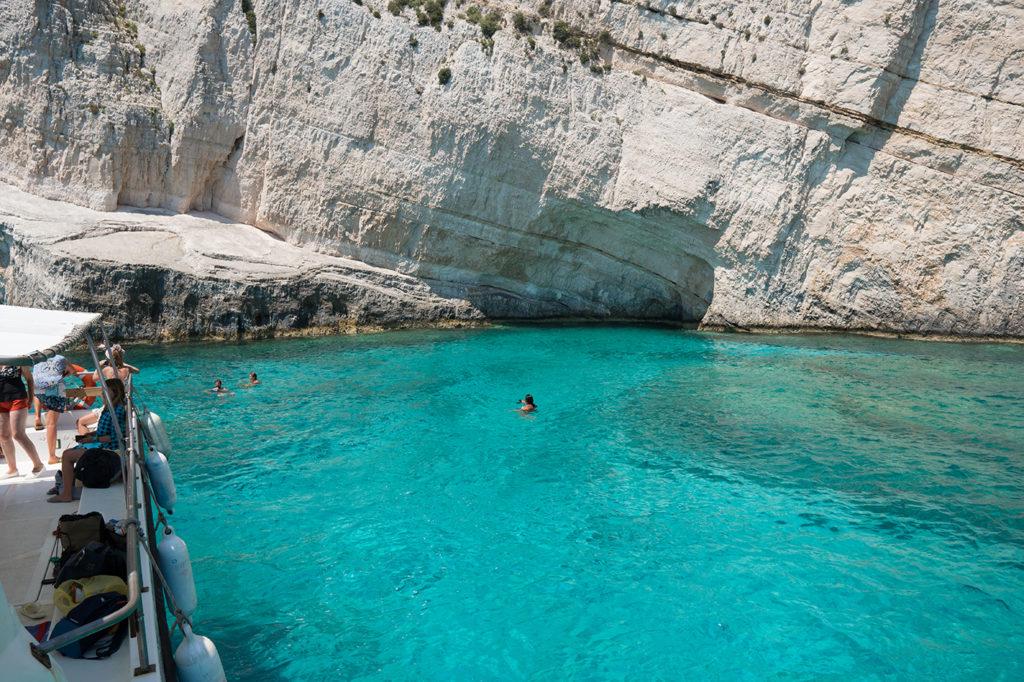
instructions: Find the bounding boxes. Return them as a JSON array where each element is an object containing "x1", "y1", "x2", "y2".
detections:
[{"x1": 0, "y1": 305, "x2": 101, "y2": 365}]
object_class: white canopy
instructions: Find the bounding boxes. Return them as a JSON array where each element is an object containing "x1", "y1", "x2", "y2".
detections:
[{"x1": 0, "y1": 305, "x2": 101, "y2": 366}]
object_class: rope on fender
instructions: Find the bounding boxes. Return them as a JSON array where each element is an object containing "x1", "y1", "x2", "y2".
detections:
[{"x1": 136, "y1": 528, "x2": 194, "y2": 632}]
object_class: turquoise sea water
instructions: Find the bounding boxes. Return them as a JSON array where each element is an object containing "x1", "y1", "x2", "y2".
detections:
[{"x1": 128, "y1": 327, "x2": 1024, "y2": 680}]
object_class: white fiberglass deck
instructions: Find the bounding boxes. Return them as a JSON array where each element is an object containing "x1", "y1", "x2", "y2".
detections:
[{"x1": 0, "y1": 411, "x2": 163, "y2": 682}]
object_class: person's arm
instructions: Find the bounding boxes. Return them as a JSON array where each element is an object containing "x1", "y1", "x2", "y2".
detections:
[
  {"x1": 125, "y1": 363, "x2": 140, "y2": 374},
  {"x1": 22, "y1": 367, "x2": 34, "y2": 398},
  {"x1": 94, "y1": 411, "x2": 112, "y2": 442}
]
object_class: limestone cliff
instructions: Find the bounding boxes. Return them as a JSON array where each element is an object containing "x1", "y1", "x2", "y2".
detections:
[{"x1": 0, "y1": 0, "x2": 1021, "y2": 339}]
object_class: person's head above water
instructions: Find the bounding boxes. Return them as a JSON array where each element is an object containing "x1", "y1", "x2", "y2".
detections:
[
  {"x1": 249, "y1": 372, "x2": 258, "y2": 382},
  {"x1": 523, "y1": 394, "x2": 535, "y2": 405},
  {"x1": 214, "y1": 379, "x2": 223, "y2": 389},
  {"x1": 519, "y1": 394, "x2": 537, "y2": 411}
]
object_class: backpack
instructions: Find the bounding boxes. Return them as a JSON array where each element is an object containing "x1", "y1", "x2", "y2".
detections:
[
  {"x1": 74, "y1": 449, "x2": 122, "y2": 488},
  {"x1": 32, "y1": 356, "x2": 66, "y2": 391},
  {"x1": 47, "y1": 592, "x2": 129, "y2": 659},
  {"x1": 55, "y1": 512, "x2": 106, "y2": 556},
  {"x1": 55, "y1": 541, "x2": 127, "y2": 586}
]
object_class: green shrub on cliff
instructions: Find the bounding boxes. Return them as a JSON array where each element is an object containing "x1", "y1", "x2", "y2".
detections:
[
  {"x1": 552, "y1": 21, "x2": 579, "y2": 48},
  {"x1": 241, "y1": 0, "x2": 257, "y2": 39},
  {"x1": 438, "y1": 66, "x2": 452, "y2": 85},
  {"x1": 512, "y1": 12, "x2": 529, "y2": 33},
  {"x1": 479, "y1": 11, "x2": 502, "y2": 38},
  {"x1": 416, "y1": 0, "x2": 445, "y2": 28}
]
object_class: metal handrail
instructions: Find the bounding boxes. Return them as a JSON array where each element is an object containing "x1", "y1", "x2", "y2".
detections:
[{"x1": 30, "y1": 330, "x2": 149, "y2": 672}]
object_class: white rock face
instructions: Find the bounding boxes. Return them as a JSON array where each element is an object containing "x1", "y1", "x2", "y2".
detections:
[
  {"x1": 0, "y1": 0, "x2": 1021, "y2": 338},
  {"x1": 0, "y1": 183, "x2": 482, "y2": 338}
]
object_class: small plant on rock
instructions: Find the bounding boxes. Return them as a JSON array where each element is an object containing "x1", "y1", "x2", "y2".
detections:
[
  {"x1": 479, "y1": 11, "x2": 502, "y2": 38},
  {"x1": 512, "y1": 11, "x2": 529, "y2": 33},
  {"x1": 241, "y1": 0, "x2": 257, "y2": 39},
  {"x1": 552, "y1": 20, "x2": 579, "y2": 48},
  {"x1": 438, "y1": 66, "x2": 452, "y2": 85},
  {"x1": 417, "y1": 0, "x2": 444, "y2": 28}
]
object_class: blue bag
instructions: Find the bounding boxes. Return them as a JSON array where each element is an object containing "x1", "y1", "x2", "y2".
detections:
[{"x1": 47, "y1": 591, "x2": 128, "y2": 659}]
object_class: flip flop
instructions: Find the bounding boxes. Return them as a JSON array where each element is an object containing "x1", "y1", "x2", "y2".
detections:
[
  {"x1": 34, "y1": 424, "x2": 44, "y2": 431},
  {"x1": 18, "y1": 603, "x2": 49, "y2": 620},
  {"x1": 46, "y1": 496, "x2": 73, "y2": 503}
]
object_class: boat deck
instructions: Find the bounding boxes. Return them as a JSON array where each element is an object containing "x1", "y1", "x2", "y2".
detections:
[{"x1": 0, "y1": 411, "x2": 163, "y2": 681}]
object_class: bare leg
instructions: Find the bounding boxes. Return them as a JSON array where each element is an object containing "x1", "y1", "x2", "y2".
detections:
[
  {"x1": 0, "y1": 412, "x2": 18, "y2": 474},
  {"x1": 10, "y1": 408, "x2": 44, "y2": 472},
  {"x1": 33, "y1": 397, "x2": 43, "y2": 429},
  {"x1": 51, "y1": 448, "x2": 84, "y2": 502},
  {"x1": 45, "y1": 409, "x2": 60, "y2": 464},
  {"x1": 77, "y1": 411, "x2": 98, "y2": 435}
]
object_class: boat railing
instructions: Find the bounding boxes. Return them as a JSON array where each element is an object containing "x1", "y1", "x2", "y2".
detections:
[{"x1": 30, "y1": 332, "x2": 154, "y2": 675}]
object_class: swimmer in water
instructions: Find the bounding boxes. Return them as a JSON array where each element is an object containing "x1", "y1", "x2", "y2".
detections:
[
  {"x1": 247, "y1": 372, "x2": 260, "y2": 386},
  {"x1": 210, "y1": 379, "x2": 231, "y2": 395},
  {"x1": 518, "y1": 394, "x2": 537, "y2": 413}
]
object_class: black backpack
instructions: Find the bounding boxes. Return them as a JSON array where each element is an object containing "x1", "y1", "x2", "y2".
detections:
[
  {"x1": 47, "y1": 592, "x2": 129, "y2": 659},
  {"x1": 55, "y1": 512, "x2": 106, "y2": 555},
  {"x1": 55, "y1": 541, "x2": 127, "y2": 586},
  {"x1": 74, "y1": 449, "x2": 122, "y2": 488}
]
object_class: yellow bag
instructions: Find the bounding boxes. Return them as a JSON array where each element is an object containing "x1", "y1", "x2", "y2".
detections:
[{"x1": 54, "y1": 575, "x2": 128, "y2": 615}]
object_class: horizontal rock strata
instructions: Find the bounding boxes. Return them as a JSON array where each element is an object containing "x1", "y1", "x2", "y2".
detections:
[
  {"x1": 0, "y1": 0, "x2": 1021, "y2": 339},
  {"x1": 0, "y1": 184, "x2": 482, "y2": 339}
]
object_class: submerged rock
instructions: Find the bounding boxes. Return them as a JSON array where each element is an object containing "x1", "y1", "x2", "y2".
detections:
[{"x1": 0, "y1": 0, "x2": 1021, "y2": 338}]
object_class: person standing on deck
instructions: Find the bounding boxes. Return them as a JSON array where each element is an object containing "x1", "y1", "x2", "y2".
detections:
[
  {"x1": 0, "y1": 365, "x2": 45, "y2": 478},
  {"x1": 31, "y1": 355, "x2": 72, "y2": 465}
]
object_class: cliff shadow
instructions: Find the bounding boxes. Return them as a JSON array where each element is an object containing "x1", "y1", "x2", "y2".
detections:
[
  {"x1": 413, "y1": 197, "x2": 722, "y2": 325},
  {"x1": 841, "y1": 0, "x2": 938, "y2": 175}
]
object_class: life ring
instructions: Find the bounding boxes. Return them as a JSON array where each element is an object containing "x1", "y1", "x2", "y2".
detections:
[{"x1": 69, "y1": 363, "x2": 97, "y2": 407}]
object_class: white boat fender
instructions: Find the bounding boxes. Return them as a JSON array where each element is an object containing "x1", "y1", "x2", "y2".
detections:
[
  {"x1": 158, "y1": 526, "x2": 197, "y2": 617},
  {"x1": 175, "y1": 622, "x2": 226, "y2": 682},
  {"x1": 146, "y1": 450, "x2": 177, "y2": 513},
  {"x1": 140, "y1": 409, "x2": 173, "y2": 456}
]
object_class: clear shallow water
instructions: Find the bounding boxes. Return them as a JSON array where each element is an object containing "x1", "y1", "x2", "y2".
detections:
[{"x1": 127, "y1": 327, "x2": 1024, "y2": 680}]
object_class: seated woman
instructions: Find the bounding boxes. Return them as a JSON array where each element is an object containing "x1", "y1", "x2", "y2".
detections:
[
  {"x1": 93, "y1": 344, "x2": 140, "y2": 382},
  {"x1": 77, "y1": 346, "x2": 139, "y2": 435},
  {"x1": 49, "y1": 379, "x2": 126, "y2": 503}
]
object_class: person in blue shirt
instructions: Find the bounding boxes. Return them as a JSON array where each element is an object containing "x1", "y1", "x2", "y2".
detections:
[{"x1": 48, "y1": 379, "x2": 127, "y2": 503}]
